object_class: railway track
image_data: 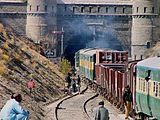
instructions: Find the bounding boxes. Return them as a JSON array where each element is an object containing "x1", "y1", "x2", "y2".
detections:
[
  {"x1": 55, "y1": 84, "x2": 99, "y2": 120},
  {"x1": 45, "y1": 80, "x2": 127, "y2": 120}
]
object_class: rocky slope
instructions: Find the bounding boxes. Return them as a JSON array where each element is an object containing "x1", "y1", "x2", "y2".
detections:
[
  {"x1": 145, "y1": 42, "x2": 160, "y2": 58},
  {"x1": 0, "y1": 23, "x2": 65, "y2": 120}
]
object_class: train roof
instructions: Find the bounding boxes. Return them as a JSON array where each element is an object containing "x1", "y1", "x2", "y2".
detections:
[
  {"x1": 79, "y1": 48, "x2": 105, "y2": 56},
  {"x1": 137, "y1": 57, "x2": 160, "y2": 69}
]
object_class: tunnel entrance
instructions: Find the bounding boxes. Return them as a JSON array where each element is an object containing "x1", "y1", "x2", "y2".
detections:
[
  {"x1": 63, "y1": 31, "x2": 123, "y2": 65},
  {"x1": 63, "y1": 34, "x2": 92, "y2": 65}
]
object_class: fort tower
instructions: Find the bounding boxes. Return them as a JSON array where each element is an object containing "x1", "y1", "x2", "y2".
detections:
[
  {"x1": 131, "y1": 0, "x2": 159, "y2": 59},
  {"x1": 26, "y1": 0, "x2": 57, "y2": 44}
]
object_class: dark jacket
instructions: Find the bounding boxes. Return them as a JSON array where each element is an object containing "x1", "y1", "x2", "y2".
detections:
[
  {"x1": 66, "y1": 75, "x2": 71, "y2": 84},
  {"x1": 123, "y1": 90, "x2": 132, "y2": 102},
  {"x1": 95, "y1": 105, "x2": 109, "y2": 120}
]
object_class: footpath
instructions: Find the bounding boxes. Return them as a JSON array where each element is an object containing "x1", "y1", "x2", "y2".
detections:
[{"x1": 45, "y1": 81, "x2": 132, "y2": 120}]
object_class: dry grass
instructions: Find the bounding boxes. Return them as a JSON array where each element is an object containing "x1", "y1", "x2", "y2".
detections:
[
  {"x1": 145, "y1": 42, "x2": 160, "y2": 58},
  {"x1": 2, "y1": 42, "x2": 9, "y2": 49},
  {"x1": 0, "y1": 61, "x2": 6, "y2": 75},
  {"x1": 1, "y1": 54, "x2": 9, "y2": 62},
  {"x1": 0, "y1": 23, "x2": 4, "y2": 33}
]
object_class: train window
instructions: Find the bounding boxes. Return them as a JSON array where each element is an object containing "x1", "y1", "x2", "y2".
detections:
[
  {"x1": 140, "y1": 79, "x2": 143, "y2": 91},
  {"x1": 106, "y1": 55, "x2": 112, "y2": 61},
  {"x1": 153, "y1": 81, "x2": 156, "y2": 93},
  {"x1": 148, "y1": 81, "x2": 151, "y2": 93},
  {"x1": 159, "y1": 83, "x2": 160, "y2": 97},
  {"x1": 139, "y1": 78, "x2": 141, "y2": 90},
  {"x1": 143, "y1": 80, "x2": 145, "y2": 92},
  {"x1": 155, "y1": 82, "x2": 158, "y2": 96}
]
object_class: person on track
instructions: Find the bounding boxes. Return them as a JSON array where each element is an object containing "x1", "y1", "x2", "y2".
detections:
[
  {"x1": 95, "y1": 100, "x2": 109, "y2": 120},
  {"x1": 123, "y1": 85, "x2": 132, "y2": 119}
]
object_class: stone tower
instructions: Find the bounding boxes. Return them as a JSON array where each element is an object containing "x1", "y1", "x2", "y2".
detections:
[
  {"x1": 131, "y1": 0, "x2": 160, "y2": 60},
  {"x1": 26, "y1": 0, "x2": 57, "y2": 44}
]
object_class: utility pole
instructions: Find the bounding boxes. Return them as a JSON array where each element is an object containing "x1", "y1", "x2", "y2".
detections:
[
  {"x1": 61, "y1": 27, "x2": 64, "y2": 56},
  {"x1": 52, "y1": 27, "x2": 64, "y2": 57}
]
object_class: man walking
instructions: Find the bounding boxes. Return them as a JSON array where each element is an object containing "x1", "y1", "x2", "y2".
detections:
[
  {"x1": 95, "y1": 100, "x2": 109, "y2": 120},
  {"x1": 123, "y1": 85, "x2": 132, "y2": 119}
]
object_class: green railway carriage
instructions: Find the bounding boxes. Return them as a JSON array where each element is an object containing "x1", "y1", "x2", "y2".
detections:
[
  {"x1": 136, "y1": 57, "x2": 160, "y2": 119},
  {"x1": 75, "y1": 50, "x2": 80, "y2": 70},
  {"x1": 75, "y1": 48, "x2": 103, "y2": 81}
]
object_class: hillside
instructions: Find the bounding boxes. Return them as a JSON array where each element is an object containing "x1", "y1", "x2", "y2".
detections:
[
  {"x1": 0, "y1": 23, "x2": 65, "y2": 119},
  {"x1": 145, "y1": 42, "x2": 160, "y2": 58}
]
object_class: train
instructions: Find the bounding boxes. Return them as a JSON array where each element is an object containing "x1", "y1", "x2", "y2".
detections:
[{"x1": 75, "y1": 48, "x2": 160, "y2": 120}]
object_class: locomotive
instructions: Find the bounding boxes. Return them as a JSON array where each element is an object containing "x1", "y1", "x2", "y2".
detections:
[{"x1": 75, "y1": 48, "x2": 160, "y2": 120}]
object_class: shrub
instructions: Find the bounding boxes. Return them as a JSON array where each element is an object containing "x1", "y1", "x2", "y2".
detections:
[
  {"x1": 2, "y1": 54, "x2": 9, "y2": 62},
  {"x1": 3, "y1": 42, "x2": 9, "y2": 50},
  {"x1": 0, "y1": 61, "x2": 6, "y2": 75},
  {"x1": 59, "y1": 58, "x2": 71, "y2": 75},
  {"x1": 0, "y1": 49, "x2": 3, "y2": 55}
]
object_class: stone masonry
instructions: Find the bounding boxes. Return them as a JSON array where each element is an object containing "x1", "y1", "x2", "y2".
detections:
[{"x1": 0, "y1": 0, "x2": 160, "y2": 59}]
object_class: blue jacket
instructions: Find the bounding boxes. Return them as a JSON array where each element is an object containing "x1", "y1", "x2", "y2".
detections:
[{"x1": 0, "y1": 99, "x2": 29, "y2": 120}]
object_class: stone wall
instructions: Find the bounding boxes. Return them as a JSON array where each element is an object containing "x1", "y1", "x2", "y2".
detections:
[
  {"x1": 0, "y1": 2, "x2": 26, "y2": 12},
  {"x1": 57, "y1": 4, "x2": 132, "y2": 56},
  {"x1": 0, "y1": 2, "x2": 27, "y2": 35}
]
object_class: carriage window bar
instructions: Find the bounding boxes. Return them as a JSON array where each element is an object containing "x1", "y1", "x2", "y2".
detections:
[
  {"x1": 139, "y1": 78, "x2": 141, "y2": 90},
  {"x1": 153, "y1": 82, "x2": 156, "y2": 93},
  {"x1": 143, "y1": 80, "x2": 145, "y2": 92},
  {"x1": 159, "y1": 83, "x2": 160, "y2": 97}
]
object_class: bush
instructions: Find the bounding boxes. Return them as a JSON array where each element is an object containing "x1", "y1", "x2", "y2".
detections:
[
  {"x1": 60, "y1": 58, "x2": 71, "y2": 75},
  {"x1": 0, "y1": 61, "x2": 6, "y2": 75},
  {"x1": 3, "y1": 42, "x2": 9, "y2": 50},
  {"x1": 2, "y1": 54, "x2": 9, "y2": 61}
]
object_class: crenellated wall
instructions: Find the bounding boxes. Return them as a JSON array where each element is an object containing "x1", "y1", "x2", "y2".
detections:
[
  {"x1": 0, "y1": 0, "x2": 160, "y2": 59},
  {"x1": 0, "y1": 2, "x2": 26, "y2": 35}
]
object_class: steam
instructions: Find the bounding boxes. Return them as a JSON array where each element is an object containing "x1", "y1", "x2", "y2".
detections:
[{"x1": 65, "y1": 17, "x2": 123, "y2": 51}]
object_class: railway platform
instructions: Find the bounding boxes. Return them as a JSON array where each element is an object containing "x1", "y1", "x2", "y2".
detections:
[{"x1": 45, "y1": 82, "x2": 132, "y2": 120}]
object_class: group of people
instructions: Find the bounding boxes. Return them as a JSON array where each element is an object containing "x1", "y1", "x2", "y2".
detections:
[
  {"x1": 0, "y1": 93, "x2": 29, "y2": 120},
  {"x1": 65, "y1": 72, "x2": 81, "y2": 95}
]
